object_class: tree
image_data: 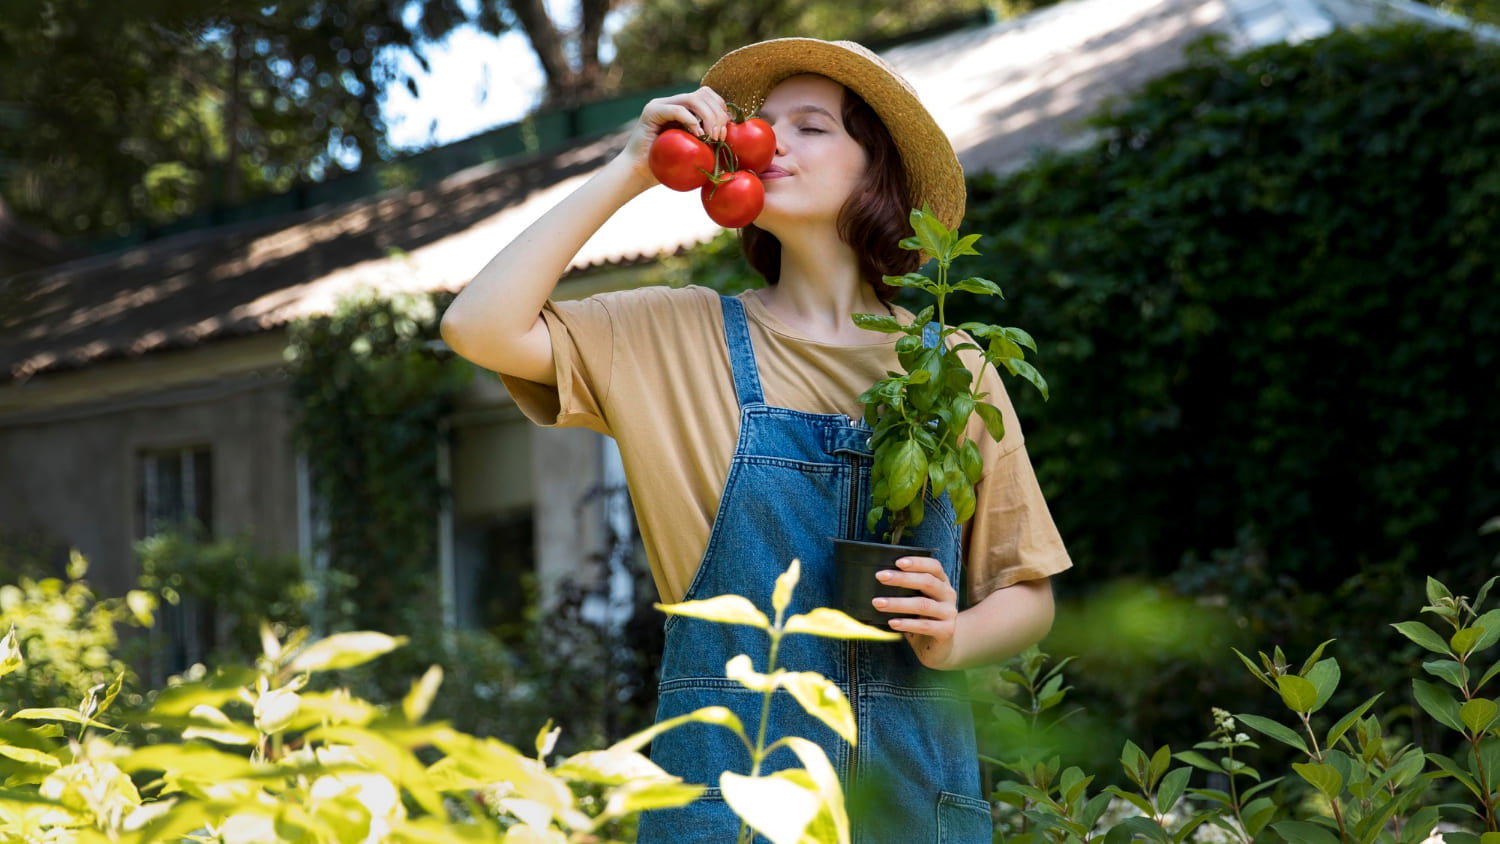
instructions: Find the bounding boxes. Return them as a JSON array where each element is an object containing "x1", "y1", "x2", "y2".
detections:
[{"x1": 0, "y1": 0, "x2": 449, "y2": 240}]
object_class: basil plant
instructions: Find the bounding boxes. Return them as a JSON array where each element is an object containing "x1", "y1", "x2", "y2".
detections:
[{"x1": 853, "y1": 207, "x2": 1050, "y2": 546}]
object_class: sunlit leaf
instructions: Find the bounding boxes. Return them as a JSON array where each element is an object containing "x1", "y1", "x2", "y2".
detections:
[
  {"x1": 180, "y1": 704, "x2": 257, "y2": 746},
  {"x1": 726, "y1": 654, "x2": 779, "y2": 692},
  {"x1": 720, "y1": 771, "x2": 820, "y2": 844},
  {"x1": 1459, "y1": 698, "x2": 1497, "y2": 735},
  {"x1": 0, "y1": 745, "x2": 59, "y2": 769},
  {"x1": 602, "y1": 779, "x2": 706, "y2": 818},
  {"x1": 781, "y1": 671, "x2": 855, "y2": 745},
  {"x1": 555, "y1": 748, "x2": 674, "y2": 786},
  {"x1": 783, "y1": 608, "x2": 900, "y2": 641},
  {"x1": 772, "y1": 560, "x2": 800, "y2": 617},
  {"x1": 10, "y1": 707, "x2": 118, "y2": 732},
  {"x1": 289, "y1": 631, "x2": 407, "y2": 673},
  {"x1": 609, "y1": 706, "x2": 747, "y2": 755},
  {"x1": 1293, "y1": 761, "x2": 1343, "y2": 800},
  {"x1": 1276, "y1": 675, "x2": 1319, "y2": 714},
  {"x1": 654, "y1": 596, "x2": 769, "y2": 630},
  {"x1": 403, "y1": 665, "x2": 443, "y2": 724}
]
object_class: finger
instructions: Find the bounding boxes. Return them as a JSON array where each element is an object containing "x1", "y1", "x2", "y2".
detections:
[
  {"x1": 647, "y1": 102, "x2": 707, "y2": 138},
  {"x1": 895, "y1": 556, "x2": 950, "y2": 581},
  {"x1": 887, "y1": 617, "x2": 953, "y2": 636},
  {"x1": 875, "y1": 570, "x2": 957, "y2": 604},
  {"x1": 872, "y1": 595, "x2": 954, "y2": 620},
  {"x1": 687, "y1": 86, "x2": 730, "y2": 141}
]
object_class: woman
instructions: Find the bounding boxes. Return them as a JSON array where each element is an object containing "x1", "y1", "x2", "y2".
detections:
[{"x1": 441, "y1": 38, "x2": 1072, "y2": 843}]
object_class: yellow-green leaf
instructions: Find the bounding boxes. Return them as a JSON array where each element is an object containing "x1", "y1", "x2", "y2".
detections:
[
  {"x1": 780, "y1": 672, "x2": 856, "y2": 746},
  {"x1": 1276, "y1": 675, "x2": 1319, "y2": 714},
  {"x1": 0, "y1": 745, "x2": 59, "y2": 769},
  {"x1": 1460, "y1": 698, "x2": 1497, "y2": 734},
  {"x1": 783, "y1": 736, "x2": 850, "y2": 844},
  {"x1": 289, "y1": 631, "x2": 407, "y2": 673},
  {"x1": 121, "y1": 743, "x2": 259, "y2": 779},
  {"x1": 609, "y1": 706, "x2": 747, "y2": 755},
  {"x1": 726, "y1": 654, "x2": 780, "y2": 692},
  {"x1": 180, "y1": 704, "x2": 257, "y2": 746},
  {"x1": 1293, "y1": 761, "x2": 1343, "y2": 800},
  {"x1": 773, "y1": 560, "x2": 800, "y2": 617},
  {"x1": 721, "y1": 771, "x2": 820, "y2": 844},
  {"x1": 0, "y1": 627, "x2": 22, "y2": 678},
  {"x1": 555, "y1": 748, "x2": 674, "y2": 786},
  {"x1": 603, "y1": 780, "x2": 705, "y2": 818},
  {"x1": 655, "y1": 596, "x2": 769, "y2": 630},
  {"x1": 783, "y1": 608, "x2": 901, "y2": 641},
  {"x1": 10, "y1": 707, "x2": 118, "y2": 732},
  {"x1": 403, "y1": 665, "x2": 443, "y2": 724}
]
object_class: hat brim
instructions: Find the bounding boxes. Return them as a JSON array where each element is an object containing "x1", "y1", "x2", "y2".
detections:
[{"x1": 702, "y1": 38, "x2": 965, "y2": 232}]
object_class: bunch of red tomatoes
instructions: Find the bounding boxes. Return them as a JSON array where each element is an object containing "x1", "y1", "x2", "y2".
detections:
[{"x1": 648, "y1": 109, "x2": 774, "y2": 229}]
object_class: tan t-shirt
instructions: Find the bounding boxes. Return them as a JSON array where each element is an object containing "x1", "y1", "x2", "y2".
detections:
[{"x1": 500, "y1": 284, "x2": 1072, "y2": 604}]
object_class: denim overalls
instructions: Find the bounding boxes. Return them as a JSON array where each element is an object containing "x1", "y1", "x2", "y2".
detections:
[{"x1": 636, "y1": 296, "x2": 993, "y2": 843}]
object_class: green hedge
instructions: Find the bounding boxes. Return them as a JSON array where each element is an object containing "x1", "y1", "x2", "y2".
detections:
[{"x1": 952, "y1": 24, "x2": 1500, "y2": 590}]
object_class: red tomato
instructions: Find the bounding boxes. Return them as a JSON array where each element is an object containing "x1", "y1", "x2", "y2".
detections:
[
  {"x1": 649, "y1": 128, "x2": 714, "y2": 191},
  {"x1": 725, "y1": 117, "x2": 775, "y2": 174},
  {"x1": 700, "y1": 171, "x2": 765, "y2": 228}
]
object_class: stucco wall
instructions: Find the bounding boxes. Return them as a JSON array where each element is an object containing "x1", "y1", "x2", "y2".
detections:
[{"x1": 0, "y1": 371, "x2": 300, "y2": 596}]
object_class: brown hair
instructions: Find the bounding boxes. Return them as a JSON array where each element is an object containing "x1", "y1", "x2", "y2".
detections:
[{"x1": 740, "y1": 85, "x2": 920, "y2": 302}]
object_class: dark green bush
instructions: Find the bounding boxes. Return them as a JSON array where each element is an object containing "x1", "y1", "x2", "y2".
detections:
[{"x1": 955, "y1": 24, "x2": 1500, "y2": 591}]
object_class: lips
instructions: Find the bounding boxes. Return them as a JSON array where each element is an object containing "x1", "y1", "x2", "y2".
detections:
[{"x1": 759, "y1": 166, "x2": 790, "y2": 180}]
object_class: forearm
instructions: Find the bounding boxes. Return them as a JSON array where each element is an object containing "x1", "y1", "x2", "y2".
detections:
[
  {"x1": 440, "y1": 156, "x2": 651, "y2": 377},
  {"x1": 942, "y1": 578, "x2": 1056, "y2": 670}
]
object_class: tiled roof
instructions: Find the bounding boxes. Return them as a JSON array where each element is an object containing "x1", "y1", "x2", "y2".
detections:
[{"x1": 0, "y1": 0, "x2": 1464, "y2": 386}]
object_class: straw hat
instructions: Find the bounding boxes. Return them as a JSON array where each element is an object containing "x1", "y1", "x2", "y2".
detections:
[{"x1": 702, "y1": 38, "x2": 965, "y2": 231}]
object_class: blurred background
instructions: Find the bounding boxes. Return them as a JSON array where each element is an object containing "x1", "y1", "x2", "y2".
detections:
[{"x1": 0, "y1": 0, "x2": 1497, "y2": 787}]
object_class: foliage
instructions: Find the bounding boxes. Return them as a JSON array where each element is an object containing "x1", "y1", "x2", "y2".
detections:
[
  {"x1": 953, "y1": 24, "x2": 1500, "y2": 590},
  {"x1": 0, "y1": 552, "x2": 156, "y2": 715},
  {"x1": 0, "y1": 558, "x2": 897, "y2": 843},
  {"x1": 608, "y1": 2, "x2": 990, "y2": 93},
  {"x1": 981, "y1": 574, "x2": 1500, "y2": 844},
  {"x1": 853, "y1": 207, "x2": 1048, "y2": 544},
  {"x1": 135, "y1": 528, "x2": 314, "y2": 668},
  {"x1": 286, "y1": 290, "x2": 471, "y2": 634},
  {"x1": 0, "y1": 0, "x2": 443, "y2": 240},
  {"x1": 1413, "y1": 0, "x2": 1500, "y2": 25}
]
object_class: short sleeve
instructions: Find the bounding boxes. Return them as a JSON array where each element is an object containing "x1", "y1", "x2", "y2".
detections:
[
  {"x1": 960, "y1": 367, "x2": 1073, "y2": 603},
  {"x1": 498, "y1": 297, "x2": 616, "y2": 436}
]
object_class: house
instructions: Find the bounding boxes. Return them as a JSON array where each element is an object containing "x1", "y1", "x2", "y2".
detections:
[{"x1": 0, "y1": 0, "x2": 1479, "y2": 662}]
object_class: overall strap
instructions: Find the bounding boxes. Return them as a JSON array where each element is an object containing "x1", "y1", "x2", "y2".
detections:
[
  {"x1": 719, "y1": 296, "x2": 765, "y2": 407},
  {"x1": 922, "y1": 321, "x2": 942, "y2": 349}
]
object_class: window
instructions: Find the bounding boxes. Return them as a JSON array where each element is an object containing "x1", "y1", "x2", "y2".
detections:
[{"x1": 137, "y1": 445, "x2": 213, "y2": 677}]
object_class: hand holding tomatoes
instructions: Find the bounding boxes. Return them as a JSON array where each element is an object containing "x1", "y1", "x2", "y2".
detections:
[{"x1": 647, "y1": 107, "x2": 775, "y2": 229}]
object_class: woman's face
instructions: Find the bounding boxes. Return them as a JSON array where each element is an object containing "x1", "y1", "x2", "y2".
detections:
[{"x1": 753, "y1": 74, "x2": 869, "y2": 232}]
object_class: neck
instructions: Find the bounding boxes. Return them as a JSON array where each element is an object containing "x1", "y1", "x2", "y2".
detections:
[{"x1": 759, "y1": 228, "x2": 889, "y2": 341}]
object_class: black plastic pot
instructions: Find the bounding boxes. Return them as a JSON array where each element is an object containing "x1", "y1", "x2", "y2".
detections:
[{"x1": 831, "y1": 537, "x2": 933, "y2": 627}]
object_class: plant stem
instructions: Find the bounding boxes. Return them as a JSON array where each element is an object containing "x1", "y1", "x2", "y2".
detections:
[{"x1": 739, "y1": 625, "x2": 785, "y2": 844}]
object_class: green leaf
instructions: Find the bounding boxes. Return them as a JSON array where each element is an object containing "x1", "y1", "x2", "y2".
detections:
[
  {"x1": 952, "y1": 232, "x2": 983, "y2": 257},
  {"x1": 974, "y1": 401, "x2": 1006, "y2": 441},
  {"x1": 953, "y1": 277, "x2": 1004, "y2": 297},
  {"x1": 1460, "y1": 698, "x2": 1497, "y2": 734},
  {"x1": 121, "y1": 743, "x2": 259, "y2": 779},
  {"x1": 1304, "y1": 659, "x2": 1340, "y2": 713},
  {"x1": 1427, "y1": 577, "x2": 1454, "y2": 607},
  {"x1": 655, "y1": 595, "x2": 769, "y2": 629},
  {"x1": 881, "y1": 271, "x2": 934, "y2": 290},
  {"x1": 289, "y1": 631, "x2": 407, "y2": 673},
  {"x1": 1148, "y1": 744, "x2": 1172, "y2": 788},
  {"x1": 1103, "y1": 785, "x2": 1155, "y2": 817},
  {"x1": 1156, "y1": 767, "x2": 1190, "y2": 814},
  {"x1": 1103, "y1": 815, "x2": 1170, "y2": 844},
  {"x1": 1471, "y1": 609, "x2": 1500, "y2": 651},
  {"x1": 1171, "y1": 750, "x2": 1225, "y2": 775},
  {"x1": 1452, "y1": 626, "x2": 1484, "y2": 657},
  {"x1": 1273, "y1": 820, "x2": 1343, "y2": 844},
  {"x1": 999, "y1": 357, "x2": 1050, "y2": 400},
  {"x1": 1412, "y1": 680, "x2": 1466, "y2": 732},
  {"x1": 1479, "y1": 659, "x2": 1500, "y2": 693},
  {"x1": 179, "y1": 703, "x2": 258, "y2": 745},
  {"x1": 1326, "y1": 693, "x2": 1383, "y2": 749},
  {"x1": 1425, "y1": 752, "x2": 1481, "y2": 797},
  {"x1": 1298, "y1": 640, "x2": 1337, "y2": 676},
  {"x1": 721, "y1": 771, "x2": 820, "y2": 844},
  {"x1": 851, "y1": 313, "x2": 904, "y2": 334},
  {"x1": 1235, "y1": 713, "x2": 1309, "y2": 754},
  {"x1": 1233, "y1": 648, "x2": 1276, "y2": 690},
  {"x1": 784, "y1": 607, "x2": 901, "y2": 641},
  {"x1": 1391, "y1": 621, "x2": 1453, "y2": 656},
  {"x1": 909, "y1": 206, "x2": 952, "y2": 258},
  {"x1": 1422, "y1": 659, "x2": 1469, "y2": 689},
  {"x1": 1293, "y1": 761, "x2": 1343, "y2": 800},
  {"x1": 1276, "y1": 675, "x2": 1320, "y2": 714},
  {"x1": 1243, "y1": 797, "x2": 1277, "y2": 837}
]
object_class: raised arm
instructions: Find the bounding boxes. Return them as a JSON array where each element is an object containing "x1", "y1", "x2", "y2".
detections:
[{"x1": 440, "y1": 88, "x2": 732, "y2": 384}]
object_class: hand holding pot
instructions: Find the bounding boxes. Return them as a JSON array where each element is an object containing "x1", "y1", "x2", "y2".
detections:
[{"x1": 874, "y1": 556, "x2": 959, "y2": 669}]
